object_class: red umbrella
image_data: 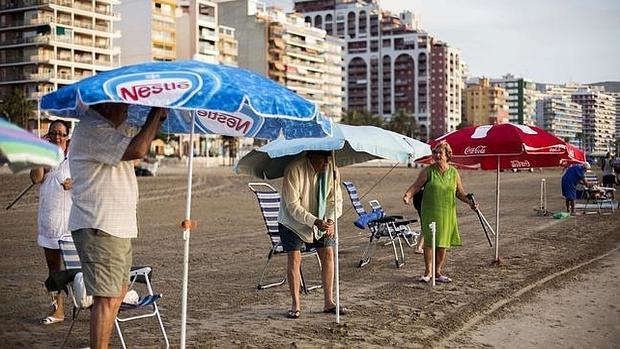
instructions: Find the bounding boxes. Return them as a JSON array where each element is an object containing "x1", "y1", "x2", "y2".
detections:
[{"x1": 420, "y1": 123, "x2": 586, "y2": 263}]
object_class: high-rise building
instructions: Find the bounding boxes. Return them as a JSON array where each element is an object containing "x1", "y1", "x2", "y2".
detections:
[
  {"x1": 218, "y1": 0, "x2": 343, "y2": 120},
  {"x1": 217, "y1": 25, "x2": 238, "y2": 66},
  {"x1": 176, "y1": 0, "x2": 219, "y2": 63},
  {"x1": 463, "y1": 77, "x2": 509, "y2": 126},
  {"x1": 0, "y1": 0, "x2": 120, "y2": 128},
  {"x1": 293, "y1": 0, "x2": 444, "y2": 140},
  {"x1": 429, "y1": 39, "x2": 462, "y2": 138},
  {"x1": 117, "y1": 0, "x2": 177, "y2": 64},
  {"x1": 571, "y1": 88, "x2": 616, "y2": 155},
  {"x1": 491, "y1": 74, "x2": 537, "y2": 125},
  {"x1": 535, "y1": 97, "x2": 582, "y2": 145}
]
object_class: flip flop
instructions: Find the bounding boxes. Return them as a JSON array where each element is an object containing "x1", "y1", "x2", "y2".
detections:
[
  {"x1": 435, "y1": 275, "x2": 452, "y2": 283},
  {"x1": 41, "y1": 316, "x2": 64, "y2": 325},
  {"x1": 323, "y1": 306, "x2": 350, "y2": 315},
  {"x1": 287, "y1": 310, "x2": 300, "y2": 319},
  {"x1": 418, "y1": 275, "x2": 431, "y2": 283}
]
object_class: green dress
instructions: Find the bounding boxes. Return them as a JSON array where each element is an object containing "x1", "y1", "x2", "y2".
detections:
[{"x1": 420, "y1": 165, "x2": 461, "y2": 248}]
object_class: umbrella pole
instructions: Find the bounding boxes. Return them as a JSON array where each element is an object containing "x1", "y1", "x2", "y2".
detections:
[
  {"x1": 5, "y1": 182, "x2": 35, "y2": 210},
  {"x1": 180, "y1": 114, "x2": 196, "y2": 348},
  {"x1": 332, "y1": 150, "x2": 340, "y2": 324},
  {"x1": 494, "y1": 156, "x2": 500, "y2": 264}
]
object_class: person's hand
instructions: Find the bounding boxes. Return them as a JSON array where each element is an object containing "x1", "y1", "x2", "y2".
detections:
[
  {"x1": 314, "y1": 218, "x2": 335, "y2": 237},
  {"x1": 403, "y1": 192, "x2": 412, "y2": 205},
  {"x1": 468, "y1": 200, "x2": 478, "y2": 211},
  {"x1": 61, "y1": 178, "x2": 72, "y2": 190},
  {"x1": 324, "y1": 219, "x2": 335, "y2": 237},
  {"x1": 151, "y1": 107, "x2": 168, "y2": 122}
]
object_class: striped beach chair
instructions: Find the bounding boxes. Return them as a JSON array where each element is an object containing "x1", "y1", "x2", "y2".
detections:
[
  {"x1": 248, "y1": 182, "x2": 322, "y2": 293},
  {"x1": 58, "y1": 235, "x2": 169, "y2": 349},
  {"x1": 342, "y1": 181, "x2": 418, "y2": 268}
]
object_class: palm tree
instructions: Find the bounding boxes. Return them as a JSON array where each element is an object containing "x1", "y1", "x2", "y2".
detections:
[{"x1": 0, "y1": 88, "x2": 34, "y2": 128}]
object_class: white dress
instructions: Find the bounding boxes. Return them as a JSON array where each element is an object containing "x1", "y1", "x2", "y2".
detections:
[{"x1": 37, "y1": 158, "x2": 72, "y2": 249}]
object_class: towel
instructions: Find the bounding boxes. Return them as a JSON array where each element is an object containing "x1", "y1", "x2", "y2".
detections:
[{"x1": 314, "y1": 171, "x2": 329, "y2": 240}]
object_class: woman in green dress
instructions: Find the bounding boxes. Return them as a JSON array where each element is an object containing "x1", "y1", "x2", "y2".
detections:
[{"x1": 403, "y1": 141, "x2": 477, "y2": 283}]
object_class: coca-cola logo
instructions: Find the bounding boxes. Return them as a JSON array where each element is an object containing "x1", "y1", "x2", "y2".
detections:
[
  {"x1": 510, "y1": 159, "x2": 531, "y2": 168},
  {"x1": 103, "y1": 71, "x2": 202, "y2": 107},
  {"x1": 195, "y1": 103, "x2": 263, "y2": 137},
  {"x1": 464, "y1": 145, "x2": 487, "y2": 154}
]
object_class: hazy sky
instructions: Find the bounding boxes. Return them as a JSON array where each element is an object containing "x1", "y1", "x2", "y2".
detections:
[{"x1": 264, "y1": 0, "x2": 620, "y2": 84}]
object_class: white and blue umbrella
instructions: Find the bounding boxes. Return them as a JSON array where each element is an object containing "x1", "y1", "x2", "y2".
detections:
[
  {"x1": 235, "y1": 123, "x2": 430, "y2": 323},
  {"x1": 41, "y1": 60, "x2": 332, "y2": 348}
]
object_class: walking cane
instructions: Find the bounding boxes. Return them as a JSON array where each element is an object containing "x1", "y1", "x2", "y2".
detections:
[
  {"x1": 6, "y1": 183, "x2": 35, "y2": 210},
  {"x1": 466, "y1": 193, "x2": 495, "y2": 247}
]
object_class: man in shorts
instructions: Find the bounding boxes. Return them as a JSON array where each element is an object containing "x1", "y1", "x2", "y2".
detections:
[
  {"x1": 69, "y1": 103, "x2": 167, "y2": 348},
  {"x1": 278, "y1": 151, "x2": 344, "y2": 319}
]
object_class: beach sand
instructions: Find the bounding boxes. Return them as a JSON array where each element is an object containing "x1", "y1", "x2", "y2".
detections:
[{"x1": 0, "y1": 165, "x2": 618, "y2": 348}]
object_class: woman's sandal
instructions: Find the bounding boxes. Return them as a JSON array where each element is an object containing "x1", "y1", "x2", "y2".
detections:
[
  {"x1": 287, "y1": 309, "x2": 301, "y2": 319},
  {"x1": 41, "y1": 316, "x2": 64, "y2": 325}
]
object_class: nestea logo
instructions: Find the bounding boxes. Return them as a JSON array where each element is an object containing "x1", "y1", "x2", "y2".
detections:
[{"x1": 103, "y1": 72, "x2": 202, "y2": 107}]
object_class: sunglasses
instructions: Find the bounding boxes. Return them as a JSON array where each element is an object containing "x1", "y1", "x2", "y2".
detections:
[{"x1": 48, "y1": 132, "x2": 68, "y2": 138}]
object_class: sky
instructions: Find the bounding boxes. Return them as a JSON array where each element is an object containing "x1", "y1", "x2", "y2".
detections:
[{"x1": 263, "y1": 0, "x2": 620, "y2": 84}]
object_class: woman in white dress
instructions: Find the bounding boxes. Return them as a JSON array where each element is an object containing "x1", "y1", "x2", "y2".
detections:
[{"x1": 30, "y1": 120, "x2": 72, "y2": 325}]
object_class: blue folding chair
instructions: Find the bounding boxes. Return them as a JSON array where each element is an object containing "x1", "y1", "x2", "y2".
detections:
[
  {"x1": 58, "y1": 235, "x2": 169, "y2": 349},
  {"x1": 248, "y1": 182, "x2": 322, "y2": 293}
]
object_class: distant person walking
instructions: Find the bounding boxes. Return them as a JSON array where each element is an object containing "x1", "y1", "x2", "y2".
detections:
[
  {"x1": 561, "y1": 162, "x2": 590, "y2": 215},
  {"x1": 403, "y1": 141, "x2": 477, "y2": 283},
  {"x1": 601, "y1": 152, "x2": 615, "y2": 189},
  {"x1": 30, "y1": 120, "x2": 72, "y2": 325}
]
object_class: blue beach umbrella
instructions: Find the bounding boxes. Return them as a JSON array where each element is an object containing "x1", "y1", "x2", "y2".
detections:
[
  {"x1": 235, "y1": 123, "x2": 430, "y2": 322},
  {"x1": 41, "y1": 60, "x2": 332, "y2": 347}
]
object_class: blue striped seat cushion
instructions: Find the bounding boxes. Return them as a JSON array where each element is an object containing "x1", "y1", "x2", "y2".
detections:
[{"x1": 119, "y1": 294, "x2": 162, "y2": 311}]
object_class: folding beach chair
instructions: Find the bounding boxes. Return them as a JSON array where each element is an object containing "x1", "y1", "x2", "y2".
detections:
[
  {"x1": 248, "y1": 182, "x2": 322, "y2": 294},
  {"x1": 578, "y1": 172, "x2": 616, "y2": 214},
  {"x1": 342, "y1": 181, "x2": 419, "y2": 268},
  {"x1": 58, "y1": 235, "x2": 169, "y2": 349}
]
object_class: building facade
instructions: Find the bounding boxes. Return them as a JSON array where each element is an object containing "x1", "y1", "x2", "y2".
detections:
[
  {"x1": 176, "y1": 0, "x2": 218, "y2": 63},
  {"x1": 463, "y1": 77, "x2": 509, "y2": 126},
  {"x1": 491, "y1": 74, "x2": 537, "y2": 125},
  {"x1": 535, "y1": 97, "x2": 582, "y2": 145},
  {"x1": 117, "y1": 0, "x2": 176, "y2": 64},
  {"x1": 217, "y1": 25, "x2": 238, "y2": 66},
  {"x1": 429, "y1": 39, "x2": 462, "y2": 139},
  {"x1": 294, "y1": 0, "x2": 442, "y2": 140},
  {"x1": 571, "y1": 88, "x2": 616, "y2": 155},
  {"x1": 0, "y1": 0, "x2": 120, "y2": 127}
]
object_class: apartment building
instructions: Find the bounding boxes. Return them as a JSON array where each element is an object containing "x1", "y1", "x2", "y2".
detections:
[
  {"x1": 491, "y1": 74, "x2": 537, "y2": 125},
  {"x1": 429, "y1": 39, "x2": 462, "y2": 139},
  {"x1": 0, "y1": 0, "x2": 120, "y2": 127},
  {"x1": 571, "y1": 88, "x2": 616, "y2": 155},
  {"x1": 294, "y1": 0, "x2": 455, "y2": 140},
  {"x1": 463, "y1": 77, "x2": 509, "y2": 126},
  {"x1": 176, "y1": 0, "x2": 218, "y2": 63},
  {"x1": 535, "y1": 96, "x2": 582, "y2": 145},
  {"x1": 117, "y1": 0, "x2": 176, "y2": 64},
  {"x1": 218, "y1": 0, "x2": 343, "y2": 120},
  {"x1": 217, "y1": 25, "x2": 237, "y2": 66}
]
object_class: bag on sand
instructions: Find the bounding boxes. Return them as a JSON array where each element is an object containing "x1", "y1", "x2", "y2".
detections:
[{"x1": 73, "y1": 272, "x2": 93, "y2": 308}]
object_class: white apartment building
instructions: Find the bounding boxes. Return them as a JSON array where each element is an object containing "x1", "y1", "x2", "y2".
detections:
[
  {"x1": 535, "y1": 97, "x2": 582, "y2": 145},
  {"x1": 491, "y1": 74, "x2": 537, "y2": 125},
  {"x1": 117, "y1": 0, "x2": 177, "y2": 64},
  {"x1": 218, "y1": 0, "x2": 343, "y2": 121},
  {"x1": 176, "y1": 0, "x2": 219, "y2": 63},
  {"x1": 571, "y1": 88, "x2": 616, "y2": 155},
  {"x1": 294, "y1": 0, "x2": 439, "y2": 140},
  {"x1": 0, "y1": 0, "x2": 120, "y2": 128}
]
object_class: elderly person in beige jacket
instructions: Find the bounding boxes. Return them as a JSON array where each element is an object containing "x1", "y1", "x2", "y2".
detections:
[{"x1": 278, "y1": 151, "x2": 344, "y2": 319}]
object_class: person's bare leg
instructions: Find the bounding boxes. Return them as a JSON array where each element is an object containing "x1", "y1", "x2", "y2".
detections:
[
  {"x1": 565, "y1": 199, "x2": 570, "y2": 213},
  {"x1": 415, "y1": 236, "x2": 425, "y2": 253},
  {"x1": 287, "y1": 251, "x2": 301, "y2": 313},
  {"x1": 436, "y1": 248, "x2": 448, "y2": 276},
  {"x1": 90, "y1": 284, "x2": 128, "y2": 349},
  {"x1": 43, "y1": 248, "x2": 64, "y2": 318},
  {"x1": 569, "y1": 199, "x2": 576, "y2": 215},
  {"x1": 423, "y1": 246, "x2": 432, "y2": 277},
  {"x1": 317, "y1": 247, "x2": 334, "y2": 310}
]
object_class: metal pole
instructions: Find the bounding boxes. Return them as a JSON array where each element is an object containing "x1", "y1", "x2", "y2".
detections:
[
  {"x1": 495, "y1": 156, "x2": 500, "y2": 263},
  {"x1": 430, "y1": 222, "x2": 436, "y2": 287},
  {"x1": 37, "y1": 98, "x2": 41, "y2": 137},
  {"x1": 5, "y1": 183, "x2": 35, "y2": 210},
  {"x1": 332, "y1": 150, "x2": 340, "y2": 324},
  {"x1": 180, "y1": 112, "x2": 196, "y2": 348}
]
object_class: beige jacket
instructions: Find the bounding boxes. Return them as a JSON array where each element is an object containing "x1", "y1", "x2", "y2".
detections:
[{"x1": 278, "y1": 155, "x2": 343, "y2": 243}]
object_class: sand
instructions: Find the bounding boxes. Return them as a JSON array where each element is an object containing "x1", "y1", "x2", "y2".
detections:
[{"x1": 0, "y1": 165, "x2": 618, "y2": 348}]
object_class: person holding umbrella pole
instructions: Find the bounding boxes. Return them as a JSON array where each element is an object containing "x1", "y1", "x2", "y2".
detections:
[{"x1": 403, "y1": 141, "x2": 478, "y2": 283}]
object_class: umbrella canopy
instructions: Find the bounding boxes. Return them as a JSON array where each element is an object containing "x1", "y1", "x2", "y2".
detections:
[
  {"x1": 0, "y1": 118, "x2": 63, "y2": 173},
  {"x1": 41, "y1": 60, "x2": 333, "y2": 348},
  {"x1": 235, "y1": 123, "x2": 431, "y2": 179},
  {"x1": 420, "y1": 123, "x2": 586, "y2": 263},
  {"x1": 41, "y1": 60, "x2": 332, "y2": 139},
  {"x1": 423, "y1": 123, "x2": 585, "y2": 169}
]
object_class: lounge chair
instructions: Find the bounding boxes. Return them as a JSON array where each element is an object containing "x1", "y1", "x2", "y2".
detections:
[
  {"x1": 342, "y1": 181, "x2": 419, "y2": 268},
  {"x1": 248, "y1": 182, "x2": 322, "y2": 294}
]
